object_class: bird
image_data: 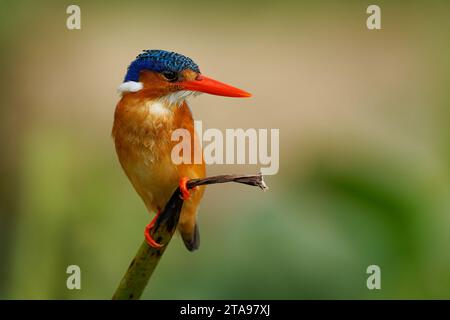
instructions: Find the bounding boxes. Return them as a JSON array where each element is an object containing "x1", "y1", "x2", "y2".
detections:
[{"x1": 112, "y1": 50, "x2": 251, "y2": 251}]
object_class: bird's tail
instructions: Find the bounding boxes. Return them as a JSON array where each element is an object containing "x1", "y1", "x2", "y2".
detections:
[{"x1": 180, "y1": 222, "x2": 200, "y2": 252}]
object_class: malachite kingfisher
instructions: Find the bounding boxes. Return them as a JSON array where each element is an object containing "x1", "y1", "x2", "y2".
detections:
[{"x1": 112, "y1": 50, "x2": 251, "y2": 251}]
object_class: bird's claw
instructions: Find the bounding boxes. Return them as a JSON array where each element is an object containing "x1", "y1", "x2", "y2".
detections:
[
  {"x1": 144, "y1": 210, "x2": 164, "y2": 249},
  {"x1": 144, "y1": 177, "x2": 196, "y2": 247},
  {"x1": 179, "y1": 176, "x2": 194, "y2": 200}
]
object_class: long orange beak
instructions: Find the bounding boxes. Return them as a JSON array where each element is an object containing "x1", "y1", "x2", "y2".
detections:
[{"x1": 179, "y1": 75, "x2": 251, "y2": 98}]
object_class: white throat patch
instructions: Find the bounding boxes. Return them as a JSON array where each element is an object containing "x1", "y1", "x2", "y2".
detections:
[
  {"x1": 117, "y1": 82, "x2": 200, "y2": 106},
  {"x1": 158, "y1": 90, "x2": 201, "y2": 106},
  {"x1": 117, "y1": 81, "x2": 143, "y2": 94}
]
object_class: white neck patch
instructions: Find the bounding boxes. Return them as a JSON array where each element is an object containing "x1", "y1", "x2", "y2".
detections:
[
  {"x1": 117, "y1": 82, "x2": 200, "y2": 106},
  {"x1": 117, "y1": 81, "x2": 143, "y2": 94},
  {"x1": 158, "y1": 90, "x2": 201, "y2": 106}
]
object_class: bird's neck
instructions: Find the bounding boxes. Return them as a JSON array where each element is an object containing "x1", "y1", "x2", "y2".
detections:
[{"x1": 113, "y1": 94, "x2": 195, "y2": 144}]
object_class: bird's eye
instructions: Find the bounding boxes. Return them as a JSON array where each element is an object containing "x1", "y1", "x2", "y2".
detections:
[{"x1": 161, "y1": 71, "x2": 178, "y2": 82}]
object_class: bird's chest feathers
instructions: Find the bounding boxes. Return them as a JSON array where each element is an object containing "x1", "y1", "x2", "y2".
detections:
[
  {"x1": 114, "y1": 98, "x2": 196, "y2": 209},
  {"x1": 114, "y1": 99, "x2": 178, "y2": 166}
]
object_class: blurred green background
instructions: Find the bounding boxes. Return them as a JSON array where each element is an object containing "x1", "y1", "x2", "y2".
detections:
[{"x1": 0, "y1": 0, "x2": 449, "y2": 299}]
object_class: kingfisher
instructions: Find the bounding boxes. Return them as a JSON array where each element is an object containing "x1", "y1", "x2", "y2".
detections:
[{"x1": 112, "y1": 50, "x2": 251, "y2": 251}]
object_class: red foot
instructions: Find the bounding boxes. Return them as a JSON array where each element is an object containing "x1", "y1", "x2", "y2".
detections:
[
  {"x1": 179, "y1": 176, "x2": 191, "y2": 200},
  {"x1": 144, "y1": 210, "x2": 163, "y2": 249}
]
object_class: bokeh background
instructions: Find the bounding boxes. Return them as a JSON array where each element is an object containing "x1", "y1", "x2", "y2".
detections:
[{"x1": 0, "y1": 0, "x2": 449, "y2": 299}]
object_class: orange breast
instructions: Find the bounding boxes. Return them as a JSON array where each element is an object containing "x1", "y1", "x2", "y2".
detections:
[{"x1": 112, "y1": 94, "x2": 205, "y2": 214}]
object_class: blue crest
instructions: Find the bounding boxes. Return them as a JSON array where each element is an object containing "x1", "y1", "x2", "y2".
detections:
[{"x1": 124, "y1": 50, "x2": 200, "y2": 82}]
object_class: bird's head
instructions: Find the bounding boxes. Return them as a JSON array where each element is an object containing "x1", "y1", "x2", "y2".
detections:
[{"x1": 118, "y1": 50, "x2": 251, "y2": 104}]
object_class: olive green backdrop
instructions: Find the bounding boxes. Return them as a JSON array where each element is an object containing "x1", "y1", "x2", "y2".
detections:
[{"x1": 0, "y1": 0, "x2": 449, "y2": 299}]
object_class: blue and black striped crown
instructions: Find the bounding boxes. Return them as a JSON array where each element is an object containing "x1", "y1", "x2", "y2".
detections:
[{"x1": 124, "y1": 50, "x2": 200, "y2": 82}]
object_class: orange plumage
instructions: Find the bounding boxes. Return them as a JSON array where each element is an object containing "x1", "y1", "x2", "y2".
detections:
[
  {"x1": 113, "y1": 70, "x2": 205, "y2": 250},
  {"x1": 113, "y1": 51, "x2": 250, "y2": 251}
]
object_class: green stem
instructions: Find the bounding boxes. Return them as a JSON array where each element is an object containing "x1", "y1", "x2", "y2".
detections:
[{"x1": 112, "y1": 173, "x2": 267, "y2": 300}]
